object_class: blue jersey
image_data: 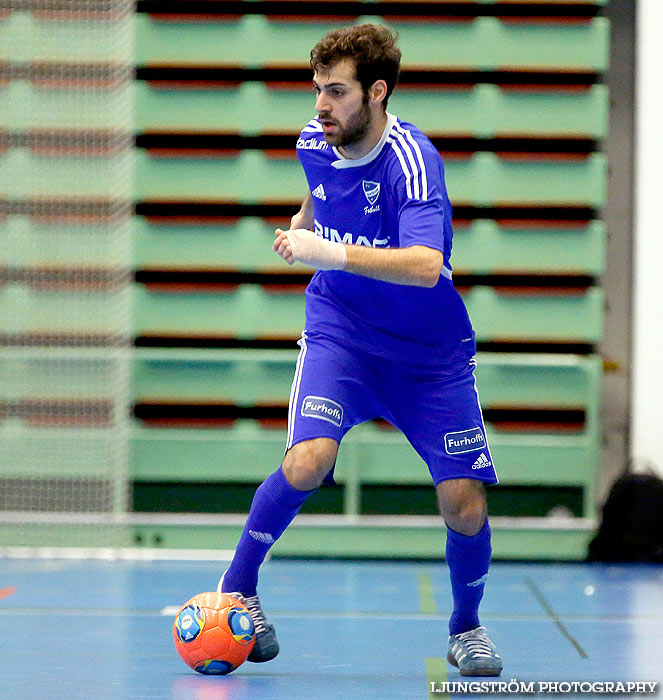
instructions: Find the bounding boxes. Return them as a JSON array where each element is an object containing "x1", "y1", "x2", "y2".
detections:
[{"x1": 296, "y1": 113, "x2": 475, "y2": 367}]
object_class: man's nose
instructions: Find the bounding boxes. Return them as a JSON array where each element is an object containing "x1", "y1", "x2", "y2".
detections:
[{"x1": 315, "y1": 91, "x2": 330, "y2": 113}]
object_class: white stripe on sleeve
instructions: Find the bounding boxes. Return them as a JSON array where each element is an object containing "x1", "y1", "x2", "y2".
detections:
[
  {"x1": 301, "y1": 119, "x2": 323, "y2": 133},
  {"x1": 392, "y1": 129, "x2": 420, "y2": 200},
  {"x1": 395, "y1": 123, "x2": 429, "y2": 201},
  {"x1": 389, "y1": 138, "x2": 413, "y2": 200}
]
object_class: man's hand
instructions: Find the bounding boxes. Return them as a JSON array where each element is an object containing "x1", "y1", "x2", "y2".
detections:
[{"x1": 273, "y1": 228, "x2": 347, "y2": 270}]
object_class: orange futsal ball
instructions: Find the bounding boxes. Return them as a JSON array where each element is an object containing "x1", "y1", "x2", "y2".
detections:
[{"x1": 173, "y1": 592, "x2": 255, "y2": 675}]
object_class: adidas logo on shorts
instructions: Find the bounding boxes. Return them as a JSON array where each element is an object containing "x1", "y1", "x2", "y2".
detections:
[
  {"x1": 312, "y1": 184, "x2": 326, "y2": 201},
  {"x1": 471, "y1": 452, "x2": 491, "y2": 470}
]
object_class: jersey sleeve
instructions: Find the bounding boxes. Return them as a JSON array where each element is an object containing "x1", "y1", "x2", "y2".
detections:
[{"x1": 388, "y1": 135, "x2": 449, "y2": 254}]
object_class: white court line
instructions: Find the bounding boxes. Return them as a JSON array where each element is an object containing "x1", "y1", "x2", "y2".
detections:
[
  {"x1": 0, "y1": 547, "x2": 236, "y2": 561},
  {"x1": 163, "y1": 605, "x2": 184, "y2": 616}
]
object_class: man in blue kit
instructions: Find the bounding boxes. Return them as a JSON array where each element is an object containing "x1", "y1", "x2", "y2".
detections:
[{"x1": 218, "y1": 23, "x2": 503, "y2": 677}]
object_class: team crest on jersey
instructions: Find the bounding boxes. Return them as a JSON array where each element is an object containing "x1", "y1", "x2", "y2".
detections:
[{"x1": 362, "y1": 180, "x2": 380, "y2": 205}]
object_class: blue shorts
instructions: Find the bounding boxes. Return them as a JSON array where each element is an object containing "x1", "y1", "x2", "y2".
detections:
[{"x1": 285, "y1": 331, "x2": 498, "y2": 486}]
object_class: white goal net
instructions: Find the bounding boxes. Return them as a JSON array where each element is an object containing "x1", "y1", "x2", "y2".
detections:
[{"x1": 0, "y1": 0, "x2": 134, "y2": 548}]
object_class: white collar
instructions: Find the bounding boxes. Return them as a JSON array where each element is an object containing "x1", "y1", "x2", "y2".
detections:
[{"x1": 331, "y1": 113, "x2": 398, "y2": 169}]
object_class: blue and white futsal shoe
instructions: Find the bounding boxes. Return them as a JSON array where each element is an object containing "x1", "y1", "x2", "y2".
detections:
[
  {"x1": 447, "y1": 626, "x2": 503, "y2": 676},
  {"x1": 217, "y1": 571, "x2": 280, "y2": 662}
]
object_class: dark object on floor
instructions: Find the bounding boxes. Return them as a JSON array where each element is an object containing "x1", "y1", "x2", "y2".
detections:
[{"x1": 588, "y1": 468, "x2": 663, "y2": 562}]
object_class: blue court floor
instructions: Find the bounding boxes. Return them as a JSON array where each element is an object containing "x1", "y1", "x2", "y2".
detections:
[{"x1": 1, "y1": 557, "x2": 662, "y2": 700}]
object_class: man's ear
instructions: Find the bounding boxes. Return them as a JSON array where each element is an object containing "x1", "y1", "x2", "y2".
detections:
[{"x1": 369, "y1": 79, "x2": 388, "y2": 106}]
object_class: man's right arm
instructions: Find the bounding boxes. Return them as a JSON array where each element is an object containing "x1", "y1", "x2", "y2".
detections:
[{"x1": 290, "y1": 192, "x2": 314, "y2": 231}]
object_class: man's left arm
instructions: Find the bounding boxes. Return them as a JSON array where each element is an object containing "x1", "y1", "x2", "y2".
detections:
[{"x1": 273, "y1": 227, "x2": 443, "y2": 288}]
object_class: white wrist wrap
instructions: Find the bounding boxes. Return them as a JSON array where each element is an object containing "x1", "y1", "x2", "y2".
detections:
[{"x1": 286, "y1": 228, "x2": 347, "y2": 271}]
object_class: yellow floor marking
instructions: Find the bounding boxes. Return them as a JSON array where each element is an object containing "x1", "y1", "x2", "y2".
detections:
[
  {"x1": 426, "y1": 656, "x2": 450, "y2": 699},
  {"x1": 418, "y1": 572, "x2": 437, "y2": 614}
]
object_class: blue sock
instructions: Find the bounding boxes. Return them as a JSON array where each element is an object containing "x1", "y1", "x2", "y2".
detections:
[
  {"x1": 446, "y1": 519, "x2": 492, "y2": 636},
  {"x1": 222, "y1": 466, "x2": 314, "y2": 596}
]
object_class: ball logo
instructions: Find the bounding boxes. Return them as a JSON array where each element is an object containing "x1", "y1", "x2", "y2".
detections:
[
  {"x1": 194, "y1": 659, "x2": 234, "y2": 675},
  {"x1": 444, "y1": 427, "x2": 486, "y2": 454},
  {"x1": 301, "y1": 396, "x2": 343, "y2": 427},
  {"x1": 228, "y1": 607, "x2": 255, "y2": 645},
  {"x1": 175, "y1": 603, "x2": 205, "y2": 643}
]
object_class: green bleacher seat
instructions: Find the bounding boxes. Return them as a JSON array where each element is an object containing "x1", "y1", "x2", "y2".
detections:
[
  {"x1": 0, "y1": 284, "x2": 123, "y2": 335},
  {"x1": 0, "y1": 348, "x2": 117, "y2": 400},
  {"x1": 466, "y1": 285, "x2": 604, "y2": 343},
  {"x1": 390, "y1": 85, "x2": 609, "y2": 139},
  {"x1": 0, "y1": 215, "x2": 606, "y2": 278},
  {"x1": 1, "y1": 218, "x2": 125, "y2": 267},
  {"x1": 0, "y1": 83, "x2": 9, "y2": 128},
  {"x1": 2, "y1": 82, "x2": 132, "y2": 131},
  {"x1": 132, "y1": 348, "x2": 600, "y2": 411},
  {"x1": 451, "y1": 220, "x2": 605, "y2": 275},
  {"x1": 132, "y1": 283, "x2": 306, "y2": 338},
  {"x1": 135, "y1": 148, "x2": 307, "y2": 201},
  {"x1": 131, "y1": 283, "x2": 603, "y2": 342},
  {"x1": 132, "y1": 217, "x2": 606, "y2": 275},
  {"x1": 134, "y1": 149, "x2": 606, "y2": 206},
  {"x1": 133, "y1": 217, "x2": 287, "y2": 271},
  {"x1": 0, "y1": 11, "x2": 131, "y2": 62},
  {"x1": 130, "y1": 422, "x2": 599, "y2": 488},
  {"x1": 0, "y1": 423, "x2": 122, "y2": 479},
  {"x1": 135, "y1": 14, "x2": 609, "y2": 71},
  {"x1": 1, "y1": 149, "x2": 133, "y2": 199},
  {"x1": 134, "y1": 81, "x2": 609, "y2": 139},
  {"x1": 444, "y1": 152, "x2": 606, "y2": 207}
]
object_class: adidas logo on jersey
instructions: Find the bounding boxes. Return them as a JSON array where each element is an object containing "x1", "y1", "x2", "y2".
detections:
[
  {"x1": 312, "y1": 184, "x2": 326, "y2": 201},
  {"x1": 471, "y1": 452, "x2": 492, "y2": 470}
]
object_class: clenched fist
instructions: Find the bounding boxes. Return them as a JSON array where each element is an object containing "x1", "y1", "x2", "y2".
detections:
[{"x1": 273, "y1": 228, "x2": 347, "y2": 270}]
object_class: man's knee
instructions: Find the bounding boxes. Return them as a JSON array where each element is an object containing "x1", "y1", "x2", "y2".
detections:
[
  {"x1": 436, "y1": 478, "x2": 487, "y2": 536},
  {"x1": 282, "y1": 438, "x2": 338, "y2": 491}
]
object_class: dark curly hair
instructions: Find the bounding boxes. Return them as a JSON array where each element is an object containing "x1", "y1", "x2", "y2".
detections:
[{"x1": 310, "y1": 24, "x2": 401, "y2": 109}]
